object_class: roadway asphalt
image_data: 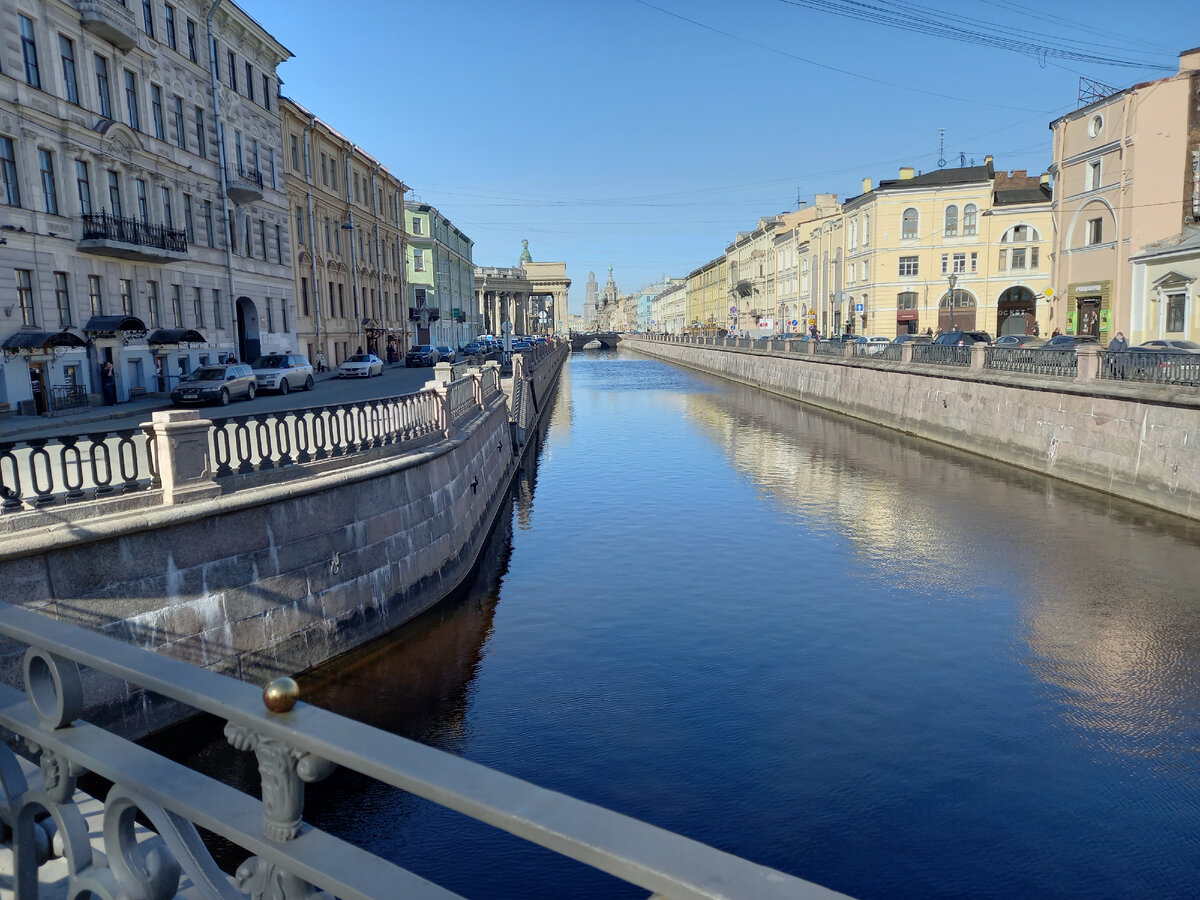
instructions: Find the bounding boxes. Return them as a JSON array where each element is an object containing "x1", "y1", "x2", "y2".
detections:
[{"x1": 0, "y1": 363, "x2": 441, "y2": 441}]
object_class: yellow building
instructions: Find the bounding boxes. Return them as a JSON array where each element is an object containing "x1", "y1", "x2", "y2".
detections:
[
  {"x1": 841, "y1": 159, "x2": 1052, "y2": 338},
  {"x1": 281, "y1": 98, "x2": 408, "y2": 366},
  {"x1": 686, "y1": 256, "x2": 728, "y2": 333}
]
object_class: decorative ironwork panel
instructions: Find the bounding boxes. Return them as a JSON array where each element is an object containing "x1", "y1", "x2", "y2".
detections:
[
  {"x1": 1100, "y1": 351, "x2": 1200, "y2": 386},
  {"x1": 911, "y1": 344, "x2": 971, "y2": 367},
  {"x1": 0, "y1": 428, "x2": 154, "y2": 513},
  {"x1": 986, "y1": 348, "x2": 1078, "y2": 378}
]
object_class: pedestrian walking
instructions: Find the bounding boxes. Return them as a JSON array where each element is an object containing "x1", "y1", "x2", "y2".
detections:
[
  {"x1": 1108, "y1": 330, "x2": 1129, "y2": 379},
  {"x1": 315, "y1": 349, "x2": 327, "y2": 373},
  {"x1": 1108, "y1": 331, "x2": 1128, "y2": 352},
  {"x1": 100, "y1": 361, "x2": 117, "y2": 406}
]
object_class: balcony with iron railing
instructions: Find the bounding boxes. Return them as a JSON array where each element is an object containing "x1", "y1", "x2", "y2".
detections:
[
  {"x1": 75, "y1": 0, "x2": 137, "y2": 50},
  {"x1": 78, "y1": 213, "x2": 188, "y2": 263},
  {"x1": 227, "y1": 163, "x2": 265, "y2": 205}
]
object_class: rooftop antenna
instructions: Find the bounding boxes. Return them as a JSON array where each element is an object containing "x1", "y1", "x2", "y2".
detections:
[
  {"x1": 937, "y1": 128, "x2": 947, "y2": 169},
  {"x1": 958, "y1": 151, "x2": 967, "y2": 168},
  {"x1": 796, "y1": 188, "x2": 804, "y2": 209},
  {"x1": 1079, "y1": 76, "x2": 1119, "y2": 106}
]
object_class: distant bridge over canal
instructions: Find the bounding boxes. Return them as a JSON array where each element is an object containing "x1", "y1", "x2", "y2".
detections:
[{"x1": 569, "y1": 331, "x2": 623, "y2": 351}]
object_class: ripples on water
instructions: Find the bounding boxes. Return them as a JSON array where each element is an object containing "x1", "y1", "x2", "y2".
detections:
[{"x1": 161, "y1": 349, "x2": 1200, "y2": 899}]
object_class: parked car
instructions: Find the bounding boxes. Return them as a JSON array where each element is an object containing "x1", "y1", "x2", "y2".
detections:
[
  {"x1": 511, "y1": 340, "x2": 533, "y2": 351},
  {"x1": 934, "y1": 330, "x2": 992, "y2": 346},
  {"x1": 891, "y1": 334, "x2": 932, "y2": 344},
  {"x1": 251, "y1": 354, "x2": 314, "y2": 394},
  {"x1": 1045, "y1": 334, "x2": 1100, "y2": 349},
  {"x1": 854, "y1": 336, "x2": 892, "y2": 354},
  {"x1": 1132, "y1": 339, "x2": 1200, "y2": 354},
  {"x1": 404, "y1": 345, "x2": 440, "y2": 367},
  {"x1": 338, "y1": 353, "x2": 385, "y2": 377},
  {"x1": 461, "y1": 341, "x2": 487, "y2": 357},
  {"x1": 436, "y1": 346, "x2": 457, "y2": 364},
  {"x1": 994, "y1": 334, "x2": 1047, "y2": 348},
  {"x1": 171, "y1": 363, "x2": 256, "y2": 406}
]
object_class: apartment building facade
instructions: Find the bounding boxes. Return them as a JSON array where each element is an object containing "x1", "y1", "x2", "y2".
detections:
[
  {"x1": 0, "y1": 0, "x2": 293, "y2": 412},
  {"x1": 404, "y1": 201, "x2": 474, "y2": 347}
]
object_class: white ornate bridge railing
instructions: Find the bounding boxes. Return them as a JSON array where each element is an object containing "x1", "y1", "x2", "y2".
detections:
[{"x1": 0, "y1": 600, "x2": 850, "y2": 900}]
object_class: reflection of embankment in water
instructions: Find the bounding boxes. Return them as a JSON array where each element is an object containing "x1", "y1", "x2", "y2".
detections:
[{"x1": 680, "y1": 365, "x2": 1200, "y2": 758}]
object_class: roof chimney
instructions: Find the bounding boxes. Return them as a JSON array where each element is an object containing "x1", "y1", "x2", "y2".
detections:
[
  {"x1": 862, "y1": 177, "x2": 872, "y2": 193},
  {"x1": 899, "y1": 166, "x2": 915, "y2": 180},
  {"x1": 984, "y1": 155, "x2": 994, "y2": 167},
  {"x1": 1180, "y1": 46, "x2": 1200, "y2": 73},
  {"x1": 1040, "y1": 172, "x2": 1050, "y2": 186}
]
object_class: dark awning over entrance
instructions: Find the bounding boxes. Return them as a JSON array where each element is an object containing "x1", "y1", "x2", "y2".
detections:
[
  {"x1": 147, "y1": 328, "x2": 206, "y2": 346},
  {"x1": 1, "y1": 330, "x2": 88, "y2": 351},
  {"x1": 83, "y1": 315, "x2": 147, "y2": 334}
]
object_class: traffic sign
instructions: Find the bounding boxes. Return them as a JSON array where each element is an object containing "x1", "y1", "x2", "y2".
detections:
[
  {"x1": 855, "y1": 303, "x2": 864, "y2": 313},
  {"x1": 790, "y1": 319, "x2": 799, "y2": 327}
]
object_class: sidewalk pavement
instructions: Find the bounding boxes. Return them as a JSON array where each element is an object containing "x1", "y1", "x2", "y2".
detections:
[{"x1": 0, "y1": 368, "x2": 346, "y2": 442}]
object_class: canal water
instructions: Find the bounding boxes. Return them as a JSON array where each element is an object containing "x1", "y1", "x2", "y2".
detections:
[{"x1": 162, "y1": 349, "x2": 1200, "y2": 899}]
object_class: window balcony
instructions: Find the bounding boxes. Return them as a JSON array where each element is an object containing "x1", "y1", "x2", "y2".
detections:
[
  {"x1": 227, "y1": 164, "x2": 264, "y2": 205},
  {"x1": 78, "y1": 213, "x2": 188, "y2": 263},
  {"x1": 76, "y1": 0, "x2": 138, "y2": 51}
]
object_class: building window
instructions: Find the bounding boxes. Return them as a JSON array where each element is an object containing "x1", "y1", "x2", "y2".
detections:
[
  {"x1": 142, "y1": 0, "x2": 154, "y2": 37},
  {"x1": 194, "y1": 106, "x2": 206, "y2": 157},
  {"x1": 124, "y1": 70, "x2": 140, "y2": 130},
  {"x1": 290, "y1": 135, "x2": 299, "y2": 171},
  {"x1": 1011, "y1": 247, "x2": 1026, "y2": 270},
  {"x1": 998, "y1": 248, "x2": 1007, "y2": 270},
  {"x1": 848, "y1": 219, "x2": 857, "y2": 250},
  {"x1": 268, "y1": 148, "x2": 276, "y2": 189},
  {"x1": 20, "y1": 15, "x2": 40, "y2": 89},
  {"x1": 59, "y1": 36, "x2": 79, "y2": 104},
  {"x1": 0, "y1": 139, "x2": 19, "y2": 208},
  {"x1": 413, "y1": 249, "x2": 425, "y2": 272},
  {"x1": 262, "y1": 74, "x2": 270, "y2": 110},
  {"x1": 329, "y1": 281, "x2": 336, "y2": 318},
  {"x1": 901, "y1": 207, "x2": 919, "y2": 240},
  {"x1": 952, "y1": 253, "x2": 966, "y2": 274},
  {"x1": 295, "y1": 206, "x2": 304, "y2": 244},
  {"x1": 38, "y1": 149, "x2": 58, "y2": 215},
  {"x1": 228, "y1": 50, "x2": 237, "y2": 92},
  {"x1": 136, "y1": 179, "x2": 148, "y2": 222},
  {"x1": 353, "y1": 173, "x2": 360, "y2": 203},
  {"x1": 301, "y1": 277, "x2": 310, "y2": 316},
  {"x1": 1029, "y1": 247, "x2": 1038, "y2": 270},
  {"x1": 970, "y1": 251, "x2": 978, "y2": 273},
  {"x1": 258, "y1": 218, "x2": 267, "y2": 259},
  {"x1": 1086, "y1": 217, "x2": 1103, "y2": 245},
  {"x1": 944, "y1": 205, "x2": 958, "y2": 237},
  {"x1": 55, "y1": 272, "x2": 71, "y2": 326},
  {"x1": 962, "y1": 204, "x2": 977, "y2": 236},
  {"x1": 202, "y1": 199, "x2": 214, "y2": 247},
  {"x1": 95, "y1": 55, "x2": 111, "y2": 118},
  {"x1": 324, "y1": 218, "x2": 331, "y2": 252},
  {"x1": 182, "y1": 193, "x2": 194, "y2": 242},
  {"x1": 321, "y1": 154, "x2": 327, "y2": 185},
  {"x1": 164, "y1": 4, "x2": 176, "y2": 50},
  {"x1": 161, "y1": 186, "x2": 173, "y2": 227},
  {"x1": 233, "y1": 130, "x2": 243, "y2": 172},
  {"x1": 120, "y1": 278, "x2": 133, "y2": 315},
  {"x1": 275, "y1": 223, "x2": 283, "y2": 264},
  {"x1": 189, "y1": 286, "x2": 202, "y2": 327},
  {"x1": 150, "y1": 85, "x2": 164, "y2": 140},
  {"x1": 172, "y1": 96, "x2": 185, "y2": 148},
  {"x1": 897, "y1": 291, "x2": 918, "y2": 310},
  {"x1": 16, "y1": 270, "x2": 36, "y2": 326},
  {"x1": 1166, "y1": 292, "x2": 1186, "y2": 332},
  {"x1": 338, "y1": 283, "x2": 345, "y2": 318},
  {"x1": 245, "y1": 62, "x2": 254, "y2": 102},
  {"x1": 88, "y1": 275, "x2": 103, "y2": 316},
  {"x1": 412, "y1": 216, "x2": 422, "y2": 235},
  {"x1": 186, "y1": 19, "x2": 197, "y2": 62},
  {"x1": 171, "y1": 283, "x2": 183, "y2": 326},
  {"x1": 265, "y1": 298, "x2": 274, "y2": 333},
  {"x1": 213, "y1": 288, "x2": 222, "y2": 327},
  {"x1": 862, "y1": 213, "x2": 870, "y2": 245},
  {"x1": 243, "y1": 211, "x2": 251, "y2": 256},
  {"x1": 147, "y1": 281, "x2": 161, "y2": 326},
  {"x1": 1087, "y1": 159, "x2": 1101, "y2": 191},
  {"x1": 898, "y1": 256, "x2": 919, "y2": 277}
]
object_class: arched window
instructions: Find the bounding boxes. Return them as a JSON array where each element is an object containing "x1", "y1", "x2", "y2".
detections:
[
  {"x1": 944, "y1": 205, "x2": 958, "y2": 237},
  {"x1": 1001, "y1": 224, "x2": 1040, "y2": 242},
  {"x1": 963, "y1": 204, "x2": 978, "y2": 236},
  {"x1": 901, "y1": 207, "x2": 919, "y2": 239},
  {"x1": 800, "y1": 258, "x2": 809, "y2": 296},
  {"x1": 849, "y1": 219, "x2": 858, "y2": 249}
]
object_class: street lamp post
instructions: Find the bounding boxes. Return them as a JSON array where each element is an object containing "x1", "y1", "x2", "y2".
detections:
[{"x1": 946, "y1": 273, "x2": 958, "y2": 333}]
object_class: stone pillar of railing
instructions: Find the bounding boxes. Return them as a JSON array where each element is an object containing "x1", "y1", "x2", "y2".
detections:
[
  {"x1": 432, "y1": 361, "x2": 453, "y2": 385},
  {"x1": 424, "y1": 379, "x2": 454, "y2": 438},
  {"x1": 807, "y1": 341, "x2": 816, "y2": 356},
  {"x1": 482, "y1": 360, "x2": 501, "y2": 401},
  {"x1": 970, "y1": 342, "x2": 988, "y2": 370},
  {"x1": 901, "y1": 343, "x2": 915, "y2": 364},
  {"x1": 1075, "y1": 344, "x2": 1100, "y2": 381},
  {"x1": 149, "y1": 410, "x2": 220, "y2": 505},
  {"x1": 844, "y1": 342, "x2": 855, "y2": 359}
]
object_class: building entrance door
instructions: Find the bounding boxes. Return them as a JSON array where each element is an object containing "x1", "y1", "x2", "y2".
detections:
[
  {"x1": 28, "y1": 363, "x2": 48, "y2": 415},
  {"x1": 1077, "y1": 298, "x2": 1101, "y2": 337}
]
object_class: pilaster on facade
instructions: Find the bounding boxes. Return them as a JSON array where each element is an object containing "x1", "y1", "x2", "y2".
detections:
[{"x1": 0, "y1": 0, "x2": 293, "y2": 414}]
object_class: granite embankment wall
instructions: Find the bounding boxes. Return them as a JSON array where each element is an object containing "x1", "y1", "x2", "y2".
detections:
[
  {"x1": 0, "y1": 350, "x2": 566, "y2": 738},
  {"x1": 624, "y1": 338, "x2": 1200, "y2": 522}
]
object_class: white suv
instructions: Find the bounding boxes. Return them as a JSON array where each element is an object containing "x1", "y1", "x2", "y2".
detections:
[{"x1": 251, "y1": 354, "x2": 315, "y2": 394}]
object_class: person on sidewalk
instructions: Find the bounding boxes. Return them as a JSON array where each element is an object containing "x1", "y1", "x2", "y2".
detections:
[
  {"x1": 100, "y1": 362, "x2": 117, "y2": 406},
  {"x1": 315, "y1": 349, "x2": 327, "y2": 373}
]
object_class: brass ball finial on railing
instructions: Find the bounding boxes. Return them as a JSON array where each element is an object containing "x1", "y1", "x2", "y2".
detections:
[{"x1": 262, "y1": 676, "x2": 300, "y2": 713}]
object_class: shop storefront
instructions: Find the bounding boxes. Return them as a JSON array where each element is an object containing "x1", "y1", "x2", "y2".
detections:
[
  {"x1": 1, "y1": 330, "x2": 91, "y2": 415},
  {"x1": 1066, "y1": 281, "x2": 1112, "y2": 339}
]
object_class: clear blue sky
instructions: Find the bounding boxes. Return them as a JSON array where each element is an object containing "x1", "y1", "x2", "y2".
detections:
[{"x1": 244, "y1": 0, "x2": 1200, "y2": 312}]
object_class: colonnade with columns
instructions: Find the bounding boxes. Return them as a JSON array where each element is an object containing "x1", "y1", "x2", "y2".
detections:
[{"x1": 476, "y1": 289, "x2": 569, "y2": 336}]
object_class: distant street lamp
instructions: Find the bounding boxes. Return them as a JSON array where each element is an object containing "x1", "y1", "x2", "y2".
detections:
[{"x1": 946, "y1": 273, "x2": 958, "y2": 333}]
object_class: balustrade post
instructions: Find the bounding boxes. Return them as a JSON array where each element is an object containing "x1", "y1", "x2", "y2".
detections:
[
  {"x1": 843, "y1": 342, "x2": 855, "y2": 359},
  {"x1": 901, "y1": 343, "x2": 915, "y2": 364},
  {"x1": 1075, "y1": 344, "x2": 1100, "y2": 381},
  {"x1": 432, "y1": 361, "x2": 453, "y2": 386},
  {"x1": 148, "y1": 410, "x2": 220, "y2": 504},
  {"x1": 970, "y1": 342, "x2": 988, "y2": 370},
  {"x1": 425, "y1": 380, "x2": 455, "y2": 438}
]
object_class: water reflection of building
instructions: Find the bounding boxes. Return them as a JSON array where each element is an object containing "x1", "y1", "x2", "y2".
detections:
[{"x1": 680, "y1": 374, "x2": 1200, "y2": 756}]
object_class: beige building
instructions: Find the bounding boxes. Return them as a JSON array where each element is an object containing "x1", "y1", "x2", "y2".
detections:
[
  {"x1": 686, "y1": 256, "x2": 728, "y2": 333},
  {"x1": 658, "y1": 282, "x2": 687, "y2": 333},
  {"x1": 281, "y1": 97, "x2": 407, "y2": 366},
  {"x1": 1049, "y1": 47, "x2": 1200, "y2": 343},
  {"x1": 773, "y1": 195, "x2": 842, "y2": 333},
  {"x1": 0, "y1": 0, "x2": 293, "y2": 412},
  {"x1": 1130, "y1": 231, "x2": 1200, "y2": 342}
]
